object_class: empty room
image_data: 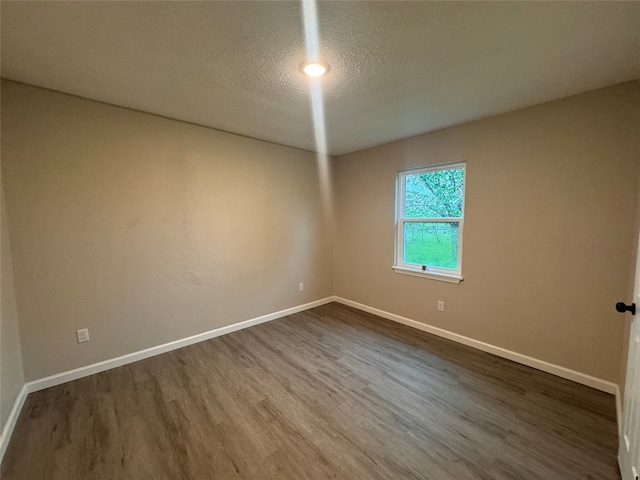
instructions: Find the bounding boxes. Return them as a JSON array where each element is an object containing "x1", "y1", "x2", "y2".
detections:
[{"x1": 1, "y1": 1, "x2": 639, "y2": 479}]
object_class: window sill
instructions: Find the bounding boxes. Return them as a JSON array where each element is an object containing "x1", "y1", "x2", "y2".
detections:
[{"x1": 391, "y1": 266, "x2": 463, "y2": 284}]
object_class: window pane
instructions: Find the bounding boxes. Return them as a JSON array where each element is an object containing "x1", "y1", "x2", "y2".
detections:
[
  {"x1": 404, "y1": 168, "x2": 464, "y2": 218},
  {"x1": 403, "y1": 222, "x2": 459, "y2": 269}
]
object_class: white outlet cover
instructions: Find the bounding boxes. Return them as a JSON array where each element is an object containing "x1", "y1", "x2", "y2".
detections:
[
  {"x1": 437, "y1": 301, "x2": 445, "y2": 312},
  {"x1": 76, "y1": 328, "x2": 90, "y2": 343}
]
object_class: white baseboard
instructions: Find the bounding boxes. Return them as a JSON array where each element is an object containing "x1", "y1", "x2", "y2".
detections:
[
  {"x1": 27, "y1": 297, "x2": 334, "y2": 394},
  {"x1": 333, "y1": 296, "x2": 619, "y2": 395},
  {"x1": 0, "y1": 383, "x2": 28, "y2": 463}
]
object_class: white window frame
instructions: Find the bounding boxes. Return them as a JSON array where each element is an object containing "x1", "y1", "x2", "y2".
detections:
[{"x1": 392, "y1": 162, "x2": 465, "y2": 284}]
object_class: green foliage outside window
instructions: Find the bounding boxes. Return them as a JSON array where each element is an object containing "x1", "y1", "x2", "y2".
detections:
[
  {"x1": 404, "y1": 168, "x2": 464, "y2": 218},
  {"x1": 402, "y1": 167, "x2": 464, "y2": 270}
]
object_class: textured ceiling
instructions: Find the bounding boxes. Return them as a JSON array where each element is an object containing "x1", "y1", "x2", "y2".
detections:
[{"x1": 1, "y1": 1, "x2": 639, "y2": 156}]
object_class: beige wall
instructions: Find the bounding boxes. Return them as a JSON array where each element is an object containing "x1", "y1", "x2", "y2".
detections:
[
  {"x1": 2, "y1": 78, "x2": 639, "y2": 388},
  {"x1": 335, "y1": 81, "x2": 640, "y2": 385},
  {"x1": 1, "y1": 178, "x2": 25, "y2": 428},
  {"x1": 1, "y1": 81, "x2": 334, "y2": 381}
]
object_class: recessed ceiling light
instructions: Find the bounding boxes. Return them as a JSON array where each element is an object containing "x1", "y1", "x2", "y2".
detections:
[{"x1": 301, "y1": 60, "x2": 329, "y2": 77}]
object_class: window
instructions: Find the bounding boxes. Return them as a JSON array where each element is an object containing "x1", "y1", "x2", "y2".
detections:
[{"x1": 393, "y1": 162, "x2": 465, "y2": 283}]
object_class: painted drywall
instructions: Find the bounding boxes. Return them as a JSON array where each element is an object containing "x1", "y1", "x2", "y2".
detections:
[
  {"x1": 334, "y1": 81, "x2": 640, "y2": 385},
  {"x1": 1, "y1": 80, "x2": 334, "y2": 381},
  {"x1": 0, "y1": 178, "x2": 25, "y2": 428}
]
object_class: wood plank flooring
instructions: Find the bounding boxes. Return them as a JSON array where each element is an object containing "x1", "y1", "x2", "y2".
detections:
[{"x1": 2, "y1": 302, "x2": 621, "y2": 479}]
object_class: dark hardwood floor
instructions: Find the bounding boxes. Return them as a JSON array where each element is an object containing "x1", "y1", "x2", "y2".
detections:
[{"x1": 1, "y1": 302, "x2": 621, "y2": 479}]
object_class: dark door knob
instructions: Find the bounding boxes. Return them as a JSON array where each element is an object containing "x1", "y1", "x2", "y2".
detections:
[{"x1": 615, "y1": 302, "x2": 636, "y2": 315}]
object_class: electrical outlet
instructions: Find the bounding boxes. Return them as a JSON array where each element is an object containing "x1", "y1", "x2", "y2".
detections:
[
  {"x1": 76, "y1": 328, "x2": 90, "y2": 343},
  {"x1": 299, "y1": 282, "x2": 304, "y2": 292},
  {"x1": 437, "y1": 301, "x2": 445, "y2": 312}
]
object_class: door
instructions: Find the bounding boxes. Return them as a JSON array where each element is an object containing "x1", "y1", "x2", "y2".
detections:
[{"x1": 619, "y1": 243, "x2": 640, "y2": 479}]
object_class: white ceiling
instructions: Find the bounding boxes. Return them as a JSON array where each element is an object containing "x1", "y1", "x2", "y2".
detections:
[{"x1": 1, "y1": 1, "x2": 639, "y2": 156}]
